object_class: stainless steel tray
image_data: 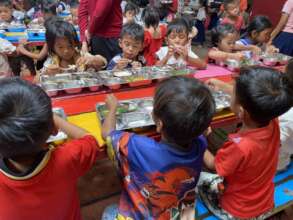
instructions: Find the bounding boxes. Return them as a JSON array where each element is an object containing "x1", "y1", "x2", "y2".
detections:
[
  {"x1": 47, "y1": 107, "x2": 68, "y2": 143},
  {"x1": 212, "y1": 90, "x2": 231, "y2": 112},
  {"x1": 96, "y1": 97, "x2": 154, "y2": 130}
]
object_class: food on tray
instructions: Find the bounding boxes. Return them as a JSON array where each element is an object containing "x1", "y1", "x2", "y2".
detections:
[
  {"x1": 113, "y1": 71, "x2": 132, "y2": 77},
  {"x1": 127, "y1": 76, "x2": 146, "y2": 82}
]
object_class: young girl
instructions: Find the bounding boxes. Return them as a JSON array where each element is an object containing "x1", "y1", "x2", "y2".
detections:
[
  {"x1": 220, "y1": 0, "x2": 243, "y2": 31},
  {"x1": 156, "y1": 18, "x2": 206, "y2": 69},
  {"x1": 236, "y1": 16, "x2": 278, "y2": 54},
  {"x1": 123, "y1": 2, "x2": 139, "y2": 24},
  {"x1": 42, "y1": 18, "x2": 107, "y2": 75},
  {"x1": 142, "y1": 6, "x2": 167, "y2": 66},
  {"x1": 271, "y1": 0, "x2": 293, "y2": 56},
  {"x1": 209, "y1": 24, "x2": 245, "y2": 62}
]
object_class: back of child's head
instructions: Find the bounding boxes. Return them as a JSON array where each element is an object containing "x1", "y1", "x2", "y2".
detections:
[
  {"x1": 153, "y1": 76, "x2": 215, "y2": 148},
  {"x1": 167, "y1": 17, "x2": 190, "y2": 36},
  {"x1": 211, "y1": 23, "x2": 237, "y2": 47},
  {"x1": 41, "y1": 0, "x2": 57, "y2": 15},
  {"x1": 0, "y1": 0, "x2": 12, "y2": 8},
  {"x1": 0, "y1": 77, "x2": 53, "y2": 159},
  {"x1": 247, "y1": 15, "x2": 272, "y2": 37},
  {"x1": 124, "y1": 2, "x2": 139, "y2": 15},
  {"x1": 142, "y1": 6, "x2": 160, "y2": 29},
  {"x1": 46, "y1": 18, "x2": 79, "y2": 54},
  {"x1": 236, "y1": 67, "x2": 293, "y2": 126},
  {"x1": 120, "y1": 22, "x2": 144, "y2": 43}
]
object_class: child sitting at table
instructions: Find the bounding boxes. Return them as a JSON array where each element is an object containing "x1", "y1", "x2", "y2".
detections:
[
  {"x1": 220, "y1": 0, "x2": 243, "y2": 31},
  {"x1": 202, "y1": 66, "x2": 293, "y2": 219},
  {"x1": 123, "y1": 1, "x2": 139, "y2": 24},
  {"x1": 236, "y1": 15, "x2": 279, "y2": 54},
  {"x1": 0, "y1": 0, "x2": 16, "y2": 23},
  {"x1": 107, "y1": 22, "x2": 145, "y2": 70},
  {"x1": 156, "y1": 18, "x2": 206, "y2": 69},
  {"x1": 209, "y1": 23, "x2": 250, "y2": 62},
  {"x1": 142, "y1": 6, "x2": 167, "y2": 66},
  {"x1": 101, "y1": 76, "x2": 216, "y2": 219},
  {"x1": 0, "y1": 77, "x2": 99, "y2": 219},
  {"x1": 42, "y1": 18, "x2": 107, "y2": 75}
]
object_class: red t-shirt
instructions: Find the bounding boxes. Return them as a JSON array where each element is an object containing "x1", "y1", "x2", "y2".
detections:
[
  {"x1": 0, "y1": 135, "x2": 98, "y2": 220},
  {"x1": 78, "y1": 0, "x2": 122, "y2": 42},
  {"x1": 215, "y1": 119, "x2": 279, "y2": 218},
  {"x1": 143, "y1": 25, "x2": 167, "y2": 66},
  {"x1": 220, "y1": 16, "x2": 244, "y2": 31}
]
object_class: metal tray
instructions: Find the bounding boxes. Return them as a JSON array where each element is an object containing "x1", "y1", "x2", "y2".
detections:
[
  {"x1": 40, "y1": 72, "x2": 102, "y2": 96},
  {"x1": 212, "y1": 90, "x2": 231, "y2": 112},
  {"x1": 47, "y1": 107, "x2": 68, "y2": 143},
  {"x1": 261, "y1": 53, "x2": 291, "y2": 66},
  {"x1": 96, "y1": 97, "x2": 154, "y2": 130}
]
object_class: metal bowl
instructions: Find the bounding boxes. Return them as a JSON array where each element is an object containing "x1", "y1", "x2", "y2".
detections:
[
  {"x1": 263, "y1": 56, "x2": 278, "y2": 66},
  {"x1": 104, "y1": 77, "x2": 123, "y2": 90},
  {"x1": 63, "y1": 80, "x2": 83, "y2": 94},
  {"x1": 278, "y1": 54, "x2": 291, "y2": 65},
  {"x1": 43, "y1": 82, "x2": 58, "y2": 97}
]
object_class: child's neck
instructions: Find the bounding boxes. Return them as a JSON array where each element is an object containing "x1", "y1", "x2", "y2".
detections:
[
  {"x1": 6, "y1": 156, "x2": 37, "y2": 173},
  {"x1": 240, "y1": 120, "x2": 268, "y2": 132}
]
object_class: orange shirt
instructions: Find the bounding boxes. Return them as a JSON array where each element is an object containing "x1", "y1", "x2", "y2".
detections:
[{"x1": 215, "y1": 119, "x2": 279, "y2": 218}]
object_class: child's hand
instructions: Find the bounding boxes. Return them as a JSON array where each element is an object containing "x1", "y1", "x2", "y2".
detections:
[
  {"x1": 16, "y1": 43, "x2": 26, "y2": 55},
  {"x1": 45, "y1": 64, "x2": 61, "y2": 75},
  {"x1": 249, "y1": 45, "x2": 262, "y2": 55},
  {"x1": 265, "y1": 45, "x2": 279, "y2": 54},
  {"x1": 131, "y1": 61, "x2": 142, "y2": 69},
  {"x1": 231, "y1": 52, "x2": 245, "y2": 61},
  {"x1": 105, "y1": 94, "x2": 118, "y2": 112},
  {"x1": 176, "y1": 46, "x2": 189, "y2": 59},
  {"x1": 205, "y1": 78, "x2": 228, "y2": 91},
  {"x1": 115, "y1": 58, "x2": 130, "y2": 70},
  {"x1": 167, "y1": 46, "x2": 175, "y2": 58}
]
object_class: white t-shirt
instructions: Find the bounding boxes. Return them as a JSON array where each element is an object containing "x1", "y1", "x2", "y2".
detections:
[
  {"x1": 278, "y1": 108, "x2": 293, "y2": 171},
  {"x1": 156, "y1": 46, "x2": 199, "y2": 66}
]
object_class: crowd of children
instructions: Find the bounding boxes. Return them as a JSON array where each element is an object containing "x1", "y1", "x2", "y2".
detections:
[{"x1": 0, "y1": 0, "x2": 293, "y2": 220}]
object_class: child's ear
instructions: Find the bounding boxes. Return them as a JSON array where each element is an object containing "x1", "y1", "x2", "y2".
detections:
[
  {"x1": 156, "y1": 119, "x2": 163, "y2": 133},
  {"x1": 118, "y1": 39, "x2": 123, "y2": 49},
  {"x1": 251, "y1": 30, "x2": 258, "y2": 39},
  {"x1": 51, "y1": 124, "x2": 59, "y2": 136}
]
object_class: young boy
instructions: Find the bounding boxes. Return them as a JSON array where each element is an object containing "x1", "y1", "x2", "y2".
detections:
[
  {"x1": 156, "y1": 18, "x2": 207, "y2": 69},
  {"x1": 101, "y1": 76, "x2": 216, "y2": 219},
  {"x1": 0, "y1": 0, "x2": 13, "y2": 23},
  {"x1": 0, "y1": 77, "x2": 98, "y2": 219},
  {"x1": 220, "y1": 0, "x2": 243, "y2": 31},
  {"x1": 107, "y1": 22, "x2": 145, "y2": 70},
  {"x1": 202, "y1": 66, "x2": 293, "y2": 219}
]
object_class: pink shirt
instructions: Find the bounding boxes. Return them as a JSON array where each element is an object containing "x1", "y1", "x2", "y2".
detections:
[{"x1": 283, "y1": 0, "x2": 293, "y2": 33}]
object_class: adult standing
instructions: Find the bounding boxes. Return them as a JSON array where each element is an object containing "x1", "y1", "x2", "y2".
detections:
[{"x1": 78, "y1": 0, "x2": 122, "y2": 62}]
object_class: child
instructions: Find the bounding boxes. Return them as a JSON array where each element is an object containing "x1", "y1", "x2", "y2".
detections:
[
  {"x1": 142, "y1": 6, "x2": 167, "y2": 66},
  {"x1": 209, "y1": 23, "x2": 245, "y2": 62},
  {"x1": 278, "y1": 58, "x2": 293, "y2": 171},
  {"x1": 0, "y1": 0, "x2": 14, "y2": 23},
  {"x1": 156, "y1": 18, "x2": 207, "y2": 69},
  {"x1": 107, "y1": 22, "x2": 145, "y2": 70},
  {"x1": 0, "y1": 77, "x2": 98, "y2": 219},
  {"x1": 0, "y1": 38, "x2": 14, "y2": 78},
  {"x1": 202, "y1": 66, "x2": 293, "y2": 219},
  {"x1": 101, "y1": 76, "x2": 216, "y2": 219},
  {"x1": 271, "y1": 0, "x2": 293, "y2": 56},
  {"x1": 236, "y1": 16, "x2": 278, "y2": 54},
  {"x1": 43, "y1": 18, "x2": 107, "y2": 75},
  {"x1": 220, "y1": 0, "x2": 243, "y2": 31},
  {"x1": 123, "y1": 2, "x2": 139, "y2": 24}
]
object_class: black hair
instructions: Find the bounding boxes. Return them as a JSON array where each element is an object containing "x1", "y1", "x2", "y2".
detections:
[
  {"x1": 285, "y1": 58, "x2": 293, "y2": 87},
  {"x1": 0, "y1": 0, "x2": 12, "y2": 8},
  {"x1": 211, "y1": 23, "x2": 238, "y2": 47},
  {"x1": 236, "y1": 66, "x2": 293, "y2": 126},
  {"x1": 223, "y1": 0, "x2": 238, "y2": 10},
  {"x1": 46, "y1": 18, "x2": 80, "y2": 54},
  {"x1": 124, "y1": 2, "x2": 139, "y2": 15},
  {"x1": 153, "y1": 76, "x2": 215, "y2": 148},
  {"x1": 0, "y1": 77, "x2": 53, "y2": 159},
  {"x1": 167, "y1": 17, "x2": 190, "y2": 36},
  {"x1": 247, "y1": 15, "x2": 273, "y2": 37},
  {"x1": 40, "y1": 0, "x2": 57, "y2": 15},
  {"x1": 142, "y1": 6, "x2": 160, "y2": 29},
  {"x1": 120, "y1": 22, "x2": 144, "y2": 42},
  {"x1": 69, "y1": 0, "x2": 79, "y2": 8}
]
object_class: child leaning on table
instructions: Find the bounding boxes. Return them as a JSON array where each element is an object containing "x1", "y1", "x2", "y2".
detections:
[
  {"x1": 101, "y1": 76, "x2": 215, "y2": 220},
  {"x1": 201, "y1": 66, "x2": 293, "y2": 219},
  {"x1": 0, "y1": 77, "x2": 99, "y2": 219},
  {"x1": 107, "y1": 22, "x2": 146, "y2": 71},
  {"x1": 156, "y1": 18, "x2": 207, "y2": 69},
  {"x1": 42, "y1": 18, "x2": 107, "y2": 75}
]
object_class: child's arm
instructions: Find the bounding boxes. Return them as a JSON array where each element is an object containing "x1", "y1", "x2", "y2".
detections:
[
  {"x1": 156, "y1": 47, "x2": 174, "y2": 66},
  {"x1": 54, "y1": 114, "x2": 89, "y2": 139},
  {"x1": 77, "y1": 53, "x2": 108, "y2": 70},
  {"x1": 101, "y1": 94, "x2": 118, "y2": 140},
  {"x1": 17, "y1": 43, "x2": 48, "y2": 61},
  {"x1": 270, "y1": 13, "x2": 289, "y2": 42},
  {"x1": 205, "y1": 78, "x2": 233, "y2": 95},
  {"x1": 177, "y1": 46, "x2": 207, "y2": 69},
  {"x1": 233, "y1": 44, "x2": 261, "y2": 55},
  {"x1": 204, "y1": 150, "x2": 216, "y2": 170},
  {"x1": 208, "y1": 50, "x2": 244, "y2": 62}
]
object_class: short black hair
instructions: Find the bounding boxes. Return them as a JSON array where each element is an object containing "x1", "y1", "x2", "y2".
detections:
[
  {"x1": 211, "y1": 23, "x2": 238, "y2": 47},
  {"x1": 124, "y1": 2, "x2": 139, "y2": 14},
  {"x1": 142, "y1": 6, "x2": 160, "y2": 29},
  {"x1": 247, "y1": 15, "x2": 272, "y2": 37},
  {"x1": 153, "y1": 76, "x2": 215, "y2": 148},
  {"x1": 236, "y1": 67, "x2": 293, "y2": 125},
  {"x1": 167, "y1": 17, "x2": 190, "y2": 36},
  {"x1": 120, "y1": 22, "x2": 144, "y2": 42},
  {"x1": 46, "y1": 18, "x2": 80, "y2": 55},
  {"x1": 0, "y1": 78, "x2": 53, "y2": 159},
  {"x1": 285, "y1": 58, "x2": 293, "y2": 87},
  {"x1": 223, "y1": 0, "x2": 238, "y2": 10},
  {"x1": 41, "y1": 0, "x2": 57, "y2": 15},
  {"x1": 0, "y1": 0, "x2": 12, "y2": 8}
]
